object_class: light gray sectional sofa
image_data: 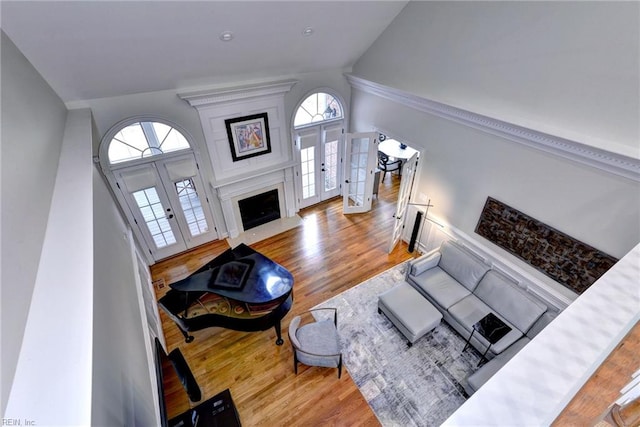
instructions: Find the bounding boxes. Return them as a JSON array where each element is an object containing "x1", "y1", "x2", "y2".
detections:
[{"x1": 405, "y1": 240, "x2": 557, "y2": 394}]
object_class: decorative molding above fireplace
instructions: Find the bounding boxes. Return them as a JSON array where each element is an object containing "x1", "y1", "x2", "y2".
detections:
[
  {"x1": 179, "y1": 79, "x2": 299, "y2": 239},
  {"x1": 178, "y1": 79, "x2": 297, "y2": 107},
  {"x1": 178, "y1": 79, "x2": 298, "y2": 184}
]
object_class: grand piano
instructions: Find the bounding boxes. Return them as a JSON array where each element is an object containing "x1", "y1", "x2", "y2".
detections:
[{"x1": 158, "y1": 244, "x2": 293, "y2": 345}]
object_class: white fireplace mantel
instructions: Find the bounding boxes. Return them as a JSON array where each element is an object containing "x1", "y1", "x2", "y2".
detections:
[
  {"x1": 214, "y1": 168, "x2": 296, "y2": 238},
  {"x1": 179, "y1": 79, "x2": 299, "y2": 239}
]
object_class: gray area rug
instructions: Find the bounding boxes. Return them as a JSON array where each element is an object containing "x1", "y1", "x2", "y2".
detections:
[{"x1": 314, "y1": 262, "x2": 482, "y2": 426}]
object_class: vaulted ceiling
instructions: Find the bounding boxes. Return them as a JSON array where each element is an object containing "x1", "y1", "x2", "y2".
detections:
[{"x1": 1, "y1": 1, "x2": 408, "y2": 102}]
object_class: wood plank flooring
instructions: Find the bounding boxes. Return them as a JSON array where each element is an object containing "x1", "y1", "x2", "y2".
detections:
[
  {"x1": 552, "y1": 321, "x2": 640, "y2": 426},
  {"x1": 151, "y1": 175, "x2": 414, "y2": 426}
]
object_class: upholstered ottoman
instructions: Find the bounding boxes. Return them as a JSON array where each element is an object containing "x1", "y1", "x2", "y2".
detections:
[{"x1": 378, "y1": 282, "x2": 442, "y2": 346}]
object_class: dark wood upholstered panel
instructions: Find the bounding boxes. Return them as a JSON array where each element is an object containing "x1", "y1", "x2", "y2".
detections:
[{"x1": 475, "y1": 197, "x2": 617, "y2": 294}]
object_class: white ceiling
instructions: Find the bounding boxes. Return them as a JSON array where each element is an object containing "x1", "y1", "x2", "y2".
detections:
[{"x1": 1, "y1": 1, "x2": 408, "y2": 102}]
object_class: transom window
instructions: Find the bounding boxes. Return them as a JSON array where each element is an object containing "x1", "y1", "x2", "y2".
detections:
[
  {"x1": 294, "y1": 92, "x2": 343, "y2": 127},
  {"x1": 108, "y1": 121, "x2": 191, "y2": 164}
]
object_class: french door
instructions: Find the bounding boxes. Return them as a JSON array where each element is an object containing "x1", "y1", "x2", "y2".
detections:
[
  {"x1": 343, "y1": 132, "x2": 378, "y2": 214},
  {"x1": 388, "y1": 152, "x2": 419, "y2": 253},
  {"x1": 295, "y1": 122, "x2": 343, "y2": 209},
  {"x1": 114, "y1": 153, "x2": 217, "y2": 260}
]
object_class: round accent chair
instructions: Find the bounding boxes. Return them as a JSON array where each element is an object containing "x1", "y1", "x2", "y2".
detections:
[{"x1": 288, "y1": 308, "x2": 342, "y2": 378}]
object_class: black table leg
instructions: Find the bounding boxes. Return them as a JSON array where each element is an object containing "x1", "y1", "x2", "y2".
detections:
[
  {"x1": 462, "y1": 329, "x2": 475, "y2": 353},
  {"x1": 478, "y1": 343, "x2": 492, "y2": 367}
]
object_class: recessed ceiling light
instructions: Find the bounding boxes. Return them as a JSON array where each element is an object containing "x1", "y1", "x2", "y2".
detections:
[
  {"x1": 219, "y1": 31, "x2": 234, "y2": 42},
  {"x1": 302, "y1": 27, "x2": 314, "y2": 37}
]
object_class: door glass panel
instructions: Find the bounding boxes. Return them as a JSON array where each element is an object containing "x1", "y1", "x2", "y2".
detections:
[
  {"x1": 175, "y1": 178, "x2": 209, "y2": 237},
  {"x1": 301, "y1": 146, "x2": 316, "y2": 199},
  {"x1": 132, "y1": 187, "x2": 177, "y2": 248},
  {"x1": 344, "y1": 135, "x2": 374, "y2": 210},
  {"x1": 324, "y1": 139, "x2": 338, "y2": 192},
  {"x1": 152, "y1": 203, "x2": 165, "y2": 218}
]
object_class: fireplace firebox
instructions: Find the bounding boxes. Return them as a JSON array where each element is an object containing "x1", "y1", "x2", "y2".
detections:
[{"x1": 238, "y1": 189, "x2": 281, "y2": 231}]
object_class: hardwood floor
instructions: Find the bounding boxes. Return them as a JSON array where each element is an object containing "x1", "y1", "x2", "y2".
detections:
[
  {"x1": 151, "y1": 174, "x2": 415, "y2": 426},
  {"x1": 552, "y1": 321, "x2": 640, "y2": 426}
]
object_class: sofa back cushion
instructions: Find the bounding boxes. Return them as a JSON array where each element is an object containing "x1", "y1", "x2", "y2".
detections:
[
  {"x1": 474, "y1": 270, "x2": 547, "y2": 333},
  {"x1": 409, "y1": 251, "x2": 441, "y2": 276},
  {"x1": 526, "y1": 311, "x2": 558, "y2": 338},
  {"x1": 438, "y1": 241, "x2": 490, "y2": 292}
]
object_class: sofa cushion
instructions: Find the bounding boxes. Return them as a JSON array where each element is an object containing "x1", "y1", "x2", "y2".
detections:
[
  {"x1": 473, "y1": 271, "x2": 547, "y2": 333},
  {"x1": 409, "y1": 251, "x2": 441, "y2": 276},
  {"x1": 466, "y1": 337, "x2": 530, "y2": 394},
  {"x1": 448, "y1": 294, "x2": 523, "y2": 355},
  {"x1": 295, "y1": 319, "x2": 341, "y2": 368},
  {"x1": 438, "y1": 241, "x2": 490, "y2": 292},
  {"x1": 410, "y1": 267, "x2": 471, "y2": 310},
  {"x1": 526, "y1": 311, "x2": 557, "y2": 338}
]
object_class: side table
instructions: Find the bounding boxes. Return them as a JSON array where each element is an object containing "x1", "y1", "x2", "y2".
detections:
[{"x1": 462, "y1": 312, "x2": 511, "y2": 366}]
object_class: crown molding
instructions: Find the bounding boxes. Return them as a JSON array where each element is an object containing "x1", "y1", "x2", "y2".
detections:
[
  {"x1": 178, "y1": 79, "x2": 298, "y2": 107},
  {"x1": 346, "y1": 74, "x2": 640, "y2": 182}
]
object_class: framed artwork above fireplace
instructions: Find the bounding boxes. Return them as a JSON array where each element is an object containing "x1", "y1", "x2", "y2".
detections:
[{"x1": 225, "y1": 112, "x2": 272, "y2": 161}]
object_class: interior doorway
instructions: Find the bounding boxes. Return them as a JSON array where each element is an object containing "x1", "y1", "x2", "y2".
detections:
[{"x1": 376, "y1": 134, "x2": 421, "y2": 252}]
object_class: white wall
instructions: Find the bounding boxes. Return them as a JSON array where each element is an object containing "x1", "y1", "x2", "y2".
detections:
[
  {"x1": 0, "y1": 31, "x2": 68, "y2": 414},
  {"x1": 5, "y1": 109, "x2": 94, "y2": 425},
  {"x1": 92, "y1": 166, "x2": 158, "y2": 426},
  {"x1": 353, "y1": 1, "x2": 639, "y2": 158},
  {"x1": 81, "y1": 68, "x2": 353, "y2": 237},
  {"x1": 183, "y1": 81, "x2": 297, "y2": 184},
  {"x1": 1, "y1": 32, "x2": 157, "y2": 424},
  {"x1": 80, "y1": 68, "x2": 353, "y2": 150},
  {"x1": 352, "y1": 90, "x2": 640, "y2": 288},
  {"x1": 348, "y1": 1, "x2": 640, "y2": 298}
]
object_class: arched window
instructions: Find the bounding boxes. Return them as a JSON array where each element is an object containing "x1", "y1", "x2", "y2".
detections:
[
  {"x1": 293, "y1": 92, "x2": 343, "y2": 127},
  {"x1": 108, "y1": 121, "x2": 191, "y2": 164}
]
